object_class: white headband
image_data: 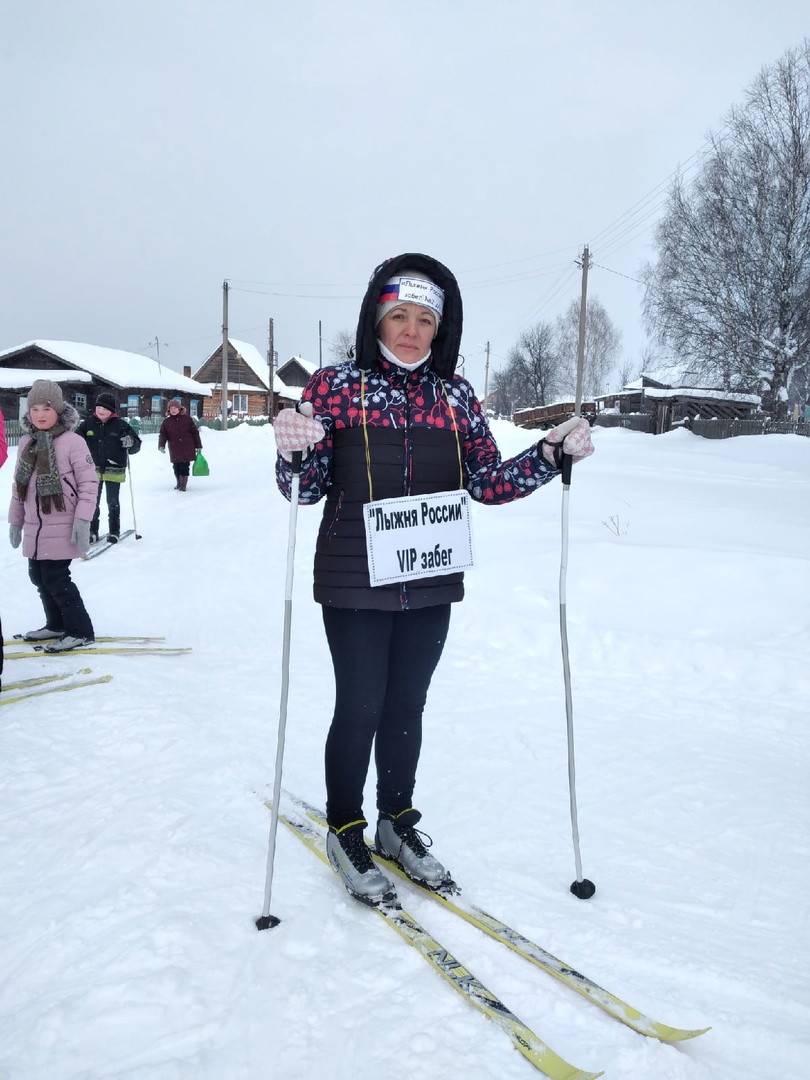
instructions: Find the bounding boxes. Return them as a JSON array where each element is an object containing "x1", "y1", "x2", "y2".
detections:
[{"x1": 376, "y1": 273, "x2": 445, "y2": 325}]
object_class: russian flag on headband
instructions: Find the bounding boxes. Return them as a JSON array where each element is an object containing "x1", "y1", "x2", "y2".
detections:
[{"x1": 378, "y1": 283, "x2": 400, "y2": 303}]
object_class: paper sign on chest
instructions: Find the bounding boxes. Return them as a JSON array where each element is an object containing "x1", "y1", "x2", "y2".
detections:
[{"x1": 363, "y1": 490, "x2": 475, "y2": 588}]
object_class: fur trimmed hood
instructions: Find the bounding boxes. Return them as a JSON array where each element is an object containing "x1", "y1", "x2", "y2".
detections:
[
  {"x1": 354, "y1": 253, "x2": 463, "y2": 380},
  {"x1": 21, "y1": 403, "x2": 80, "y2": 435}
]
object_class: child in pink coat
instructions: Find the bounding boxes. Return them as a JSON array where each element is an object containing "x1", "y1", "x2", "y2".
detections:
[{"x1": 7, "y1": 380, "x2": 98, "y2": 652}]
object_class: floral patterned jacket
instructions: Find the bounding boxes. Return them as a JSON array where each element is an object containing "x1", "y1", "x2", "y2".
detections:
[{"x1": 276, "y1": 355, "x2": 560, "y2": 610}]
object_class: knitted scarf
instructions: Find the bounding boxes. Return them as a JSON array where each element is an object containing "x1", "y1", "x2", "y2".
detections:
[{"x1": 15, "y1": 423, "x2": 68, "y2": 513}]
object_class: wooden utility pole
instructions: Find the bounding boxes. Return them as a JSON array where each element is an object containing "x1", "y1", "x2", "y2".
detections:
[
  {"x1": 318, "y1": 320, "x2": 323, "y2": 368},
  {"x1": 220, "y1": 280, "x2": 229, "y2": 431},
  {"x1": 483, "y1": 341, "x2": 491, "y2": 406},
  {"x1": 574, "y1": 246, "x2": 590, "y2": 415},
  {"x1": 267, "y1": 317, "x2": 275, "y2": 418}
]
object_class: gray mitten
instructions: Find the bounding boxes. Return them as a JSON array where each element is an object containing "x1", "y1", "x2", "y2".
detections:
[
  {"x1": 121, "y1": 435, "x2": 135, "y2": 448},
  {"x1": 9, "y1": 524, "x2": 22, "y2": 549},
  {"x1": 71, "y1": 519, "x2": 92, "y2": 554}
]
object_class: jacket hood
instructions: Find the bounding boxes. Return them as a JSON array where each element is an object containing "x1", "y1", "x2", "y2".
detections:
[
  {"x1": 355, "y1": 253, "x2": 463, "y2": 380},
  {"x1": 22, "y1": 403, "x2": 80, "y2": 435}
]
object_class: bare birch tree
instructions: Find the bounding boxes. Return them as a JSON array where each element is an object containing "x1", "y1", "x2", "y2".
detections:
[
  {"x1": 490, "y1": 321, "x2": 562, "y2": 413},
  {"x1": 555, "y1": 296, "x2": 622, "y2": 398},
  {"x1": 328, "y1": 329, "x2": 355, "y2": 364},
  {"x1": 643, "y1": 40, "x2": 810, "y2": 418}
]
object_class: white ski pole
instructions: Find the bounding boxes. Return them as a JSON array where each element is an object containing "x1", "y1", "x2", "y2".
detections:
[
  {"x1": 256, "y1": 450, "x2": 302, "y2": 930},
  {"x1": 126, "y1": 452, "x2": 142, "y2": 539},
  {"x1": 561, "y1": 245, "x2": 595, "y2": 900}
]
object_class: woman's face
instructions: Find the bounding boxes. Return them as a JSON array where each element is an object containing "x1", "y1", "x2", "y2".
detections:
[
  {"x1": 30, "y1": 404, "x2": 59, "y2": 430},
  {"x1": 378, "y1": 303, "x2": 437, "y2": 365},
  {"x1": 168, "y1": 405, "x2": 180, "y2": 415}
]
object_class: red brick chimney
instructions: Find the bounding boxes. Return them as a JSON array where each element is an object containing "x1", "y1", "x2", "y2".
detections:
[{"x1": 183, "y1": 366, "x2": 191, "y2": 378}]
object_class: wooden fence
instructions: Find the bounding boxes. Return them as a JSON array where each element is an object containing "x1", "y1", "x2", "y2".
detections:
[
  {"x1": 592, "y1": 414, "x2": 655, "y2": 434},
  {"x1": 688, "y1": 418, "x2": 809, "y2": 439},
  {"x1": 592, "y1": 415, "x2": 808, "y2": 439},
  {"x1": 3, "y1": 420, "x2": 22, "y2": 447}
]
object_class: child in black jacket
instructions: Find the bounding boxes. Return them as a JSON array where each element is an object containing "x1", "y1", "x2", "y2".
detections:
[{"x1": 77, "y1": 393, "x2": 141, "y2": 543}]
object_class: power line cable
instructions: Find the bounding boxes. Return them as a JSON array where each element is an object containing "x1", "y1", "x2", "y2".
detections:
[{"x1": 591, "y1": 262, "x2": 645, "y2": 285}]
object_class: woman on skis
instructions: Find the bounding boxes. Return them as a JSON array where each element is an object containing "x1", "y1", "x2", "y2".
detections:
[{"x1": 273, "y1": 253, "x2": 594, "y2": 904}]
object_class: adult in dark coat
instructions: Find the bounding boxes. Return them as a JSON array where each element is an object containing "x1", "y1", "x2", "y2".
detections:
[
  {"x1": 158, "y1": 400, "x2": 202, "y2": 491},
  {"x1": 273, "y1": 253, "x2": 595, "y2": 905},
  {"x1": 76, "y1": 393, "x2": 141, "y2": 542}
]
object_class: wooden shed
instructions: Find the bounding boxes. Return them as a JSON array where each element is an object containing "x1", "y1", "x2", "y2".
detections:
[
  {"x1": 193, "y1": 339, "x2": 271, "y2": 419},
  {"x1": 271, "y1": 357, "x2": 318, "y2": 418},
  {"x1": 512, "y1": 400, "x2": 597, "y2": 430},
  {"x1": 595, "y1": 373, "x2": 761, "y2": 433}
]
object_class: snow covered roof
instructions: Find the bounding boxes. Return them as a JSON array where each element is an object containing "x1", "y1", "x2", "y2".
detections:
[
  {"x1": 644, "y1": 387, "x2": 760, "y2": 404},
  {"x1": 0, "y1": 340, "x2": 210, "y2": 396},
  {"x1": 278, "y1": 356, "x2": 319, "y2": 378},
  {"x1": 624, "y1": 363, "x2": 710, "y2": 392},
  {"x1": 286, "y1": 355, "x2": 317, "y2": 376},
  {"x1": 0, "y1": 367, "x2": 94, "y2": 389},
  {"x1": 273, "y1": 375, "x2": 303, "y2": 401},
  {"x1": 228, "y1": 339, "x2": 270, "y2": 389}
]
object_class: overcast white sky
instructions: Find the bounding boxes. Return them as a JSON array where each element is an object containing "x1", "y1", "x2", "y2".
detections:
[{"x1": 1, "y1": 1, "x2": 807, "y2": 394}]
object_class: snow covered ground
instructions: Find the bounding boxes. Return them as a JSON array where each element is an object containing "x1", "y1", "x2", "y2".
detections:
[{"x1": 1, "y1": 420, "x2": 808, "y2": 1080}]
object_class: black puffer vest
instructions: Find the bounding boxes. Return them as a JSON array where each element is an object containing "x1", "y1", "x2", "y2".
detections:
[{"x1": 314, "y1": 424, "x2": 465, "y2": 610}]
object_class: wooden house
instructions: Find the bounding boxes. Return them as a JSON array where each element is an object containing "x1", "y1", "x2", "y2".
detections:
[
  {"x1": 192, "y1": 339, "x2": 271, "y2": 419},
  {"x1": 0, "y1": 340, "x2": 210, "y2": 421},
  {"x1": 271, "y1": 357, "x2": 318, "y2": 418},
  {"x1": 595, "y1": 372, "x2": 761, "y2": 434}
]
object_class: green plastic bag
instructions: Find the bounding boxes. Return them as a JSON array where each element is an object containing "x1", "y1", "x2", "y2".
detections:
[{"x1": 192, "y1": 451, "x2": 209, "y2": 477}]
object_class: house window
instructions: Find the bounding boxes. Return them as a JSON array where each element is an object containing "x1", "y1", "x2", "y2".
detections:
[
  {"x1": 189, "y1": 399, "x2": 200, "y2": 418},
  {"x1": 232, "y1": 393, "x2": 248, "y2": 415},
  {"x1": 151, "y1": 395, "x2": 164, "y2": 414},
  {"x1": 75, "y1": 392, "x2": 88, "y2": 413}
]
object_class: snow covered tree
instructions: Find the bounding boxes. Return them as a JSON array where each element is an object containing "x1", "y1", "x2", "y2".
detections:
[
  {"x1": 643, "y1": 40, "x2": 810, "y2": 418},
  {"x1": 328, "y1": 329, "x2": 354, "y2": 364},
  {"x1": 617, "y1": 356, "x2": 637, "y2": 391}
]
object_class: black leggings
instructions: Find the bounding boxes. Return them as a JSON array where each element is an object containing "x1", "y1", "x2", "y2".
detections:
[{"x1": 322, "y1": 605, "x2": 451, "y2": 829}]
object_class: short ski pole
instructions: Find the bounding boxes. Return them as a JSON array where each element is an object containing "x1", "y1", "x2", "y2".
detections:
[
  {"x1": 126, "y1": 452, "x2": 143, "y2": 539},
  {"x1": 256, "y1": 449, "x2": 303, "y2": 930},
  {"x1": 558, "y1": 453, "x2": 594, "y2": 899}
]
